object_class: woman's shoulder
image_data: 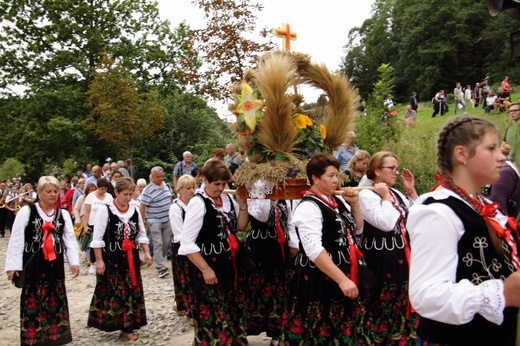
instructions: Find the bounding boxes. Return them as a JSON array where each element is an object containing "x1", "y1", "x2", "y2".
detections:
[{"x1": 414, "y1": 189, "x2": 455, "y2": 205}]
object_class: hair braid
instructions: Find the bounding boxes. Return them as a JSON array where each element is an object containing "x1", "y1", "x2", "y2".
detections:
[
  {"x1": 437, "y1": 116, "x2": 474, "y2": 175},
  {"x1": 437, "y1": 116, "x2": 503, "y2": 254}
]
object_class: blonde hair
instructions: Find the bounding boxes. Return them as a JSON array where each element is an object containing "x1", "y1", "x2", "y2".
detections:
[
  {"x1": 347, "y1": 150, "x2": 371, "y2": 171},
  {"x1": 37, "y1": 176, "x2": 60, "y2": 193},
  {"x1": 176, "y1": 174, "x2": 196, "y2": 193}
]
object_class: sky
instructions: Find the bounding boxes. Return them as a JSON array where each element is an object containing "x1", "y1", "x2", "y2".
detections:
[{"x1": 155, "y1": 0, "x2": 375, "y2": 118}]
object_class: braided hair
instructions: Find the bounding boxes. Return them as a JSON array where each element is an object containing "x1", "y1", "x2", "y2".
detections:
[{"x1": 437, "y1": 116, "x2": 503, "y2": 253}]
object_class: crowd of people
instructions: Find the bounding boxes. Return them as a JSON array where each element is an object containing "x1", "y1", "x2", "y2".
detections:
[
  {"x1": 4, "y1": 112, "x2": 520, "y2": 346},
  {"x1": 429, "y1": 76, "x2": 513, "y2": 118}
]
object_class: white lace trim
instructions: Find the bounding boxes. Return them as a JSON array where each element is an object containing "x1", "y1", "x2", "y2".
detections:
[{"x1": 248, "y1": 179, "x2": 275, "y2": 199}]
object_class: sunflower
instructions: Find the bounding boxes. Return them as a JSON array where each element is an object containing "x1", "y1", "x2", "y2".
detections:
[
  {"x1": 293, "y1": 113, "x2": 313, "y2": 129},
  {"x1": 320, "y1": 124, "x2": 327, "y2": 139}
]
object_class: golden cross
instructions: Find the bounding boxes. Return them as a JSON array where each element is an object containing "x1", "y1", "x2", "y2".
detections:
[{"x1": 273, "y1": 23, "x2": 297, "y2": 51}]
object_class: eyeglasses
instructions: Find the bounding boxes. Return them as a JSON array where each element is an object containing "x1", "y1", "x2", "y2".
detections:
[{"x1": 381, "y1": 166, "x2": 400, "y2": 173}]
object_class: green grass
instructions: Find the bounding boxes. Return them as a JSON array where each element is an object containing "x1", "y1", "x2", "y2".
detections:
[{"x1": 369, "y1": 101, "x2": 512, "y2": 195}]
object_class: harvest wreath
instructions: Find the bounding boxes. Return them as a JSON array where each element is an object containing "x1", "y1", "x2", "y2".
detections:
[{"x1": 227, "y1": 51, "x2": 358, "y2": 199}]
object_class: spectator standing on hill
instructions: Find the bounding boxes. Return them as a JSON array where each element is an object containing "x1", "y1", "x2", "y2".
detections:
[
  {"x1": 410, "y1": 92, "x2": 418, "y2": 112},
  {"x1": 495, "y1": 87, "x2": 511, "y2": 114},
  {"x1": 465, "y1": 84, "x2": 474, "y2": 109},
  {"x1": 473, "y1": 82, "x2": 481, "y2": 108},
  {"x1": 484, "y1": 90, "x2": 497, "y2": 116},
  {"x1": 432, "y1": 90, "x2": 446, "y2": 117},
  {"x1": 404, "y1": 104, "x2": 417, "y2": 126},
  {"x1": 501, "y1": 102, "x2": 520, "y2": 161},
  {"x1": 454, "y1": 82, "x2": 467, "y2": 115},
  {"x1": 384, "y1": 94, "x2": 394, "y2": 111},
  {"x1": 481, "y1": 79, "x2": 491, "y2": 108},
  {"x1": 502, "y1": 76, "x2": 512, "y2": 100}
]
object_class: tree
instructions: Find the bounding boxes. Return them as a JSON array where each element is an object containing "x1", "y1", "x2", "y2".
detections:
[
  {"x1": 0, "y1": 0, "x2": 207, "y2": 173},
  {"x1": 190, "y1": 0, "x2": 276, "y2": 101},
  {"x1": 0, "y1": 158, "x2": 25, "y2": 181},
  {"x1": 133, "y1": 90, "x2": 233, "y2": 178},
  {"x1": 341, "y1": 0, "x2": 520, "y2": 103},
  {"x1": 341, "y1": 0, "x2": 397, "y2": 101},
  {"x1": 356, "y1": 63, "x2": 401, "y2": 155},
  {"x1": 87, "y1": 57, "x2": 165, "y2": 158},
  {"x1": 0, "y1": 0, "x2": 200, "y2": 95},
  {"x1": 0, "y1": 86, "x2": 92, "y2": 182}
]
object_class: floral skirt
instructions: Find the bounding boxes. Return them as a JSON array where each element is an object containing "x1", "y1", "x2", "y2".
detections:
[
  {"x1": 171, "y1": 243, "x2": 193, "y2": 313},
  {"x1": 245, "y1": 267, "x2": 290, "y2": 338},
  {"x1": 279, "y1": 297, "x2": 374, "y2": 345},
  {"x1": 20, "y1": 279, "x2": 72, "y2": 346},
  {"x1": 192, "y1": 272, "x2": 247, "y2": 345},
  {"x1": 87, "y1": 263, "x2": 147, "y2": 332},
  {"x1": 371, "y1": 281, "x2": 419, "y2": 345}
]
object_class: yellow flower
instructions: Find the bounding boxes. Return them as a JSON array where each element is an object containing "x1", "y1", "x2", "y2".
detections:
[
  {"x1": 293, "y1": 113, "x2": 313, "y2": 129},
  {"x1": 320, "y1": 124, "x2": 327, "y2": 139}
]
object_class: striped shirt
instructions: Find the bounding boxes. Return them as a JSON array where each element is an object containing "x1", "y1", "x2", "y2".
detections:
[{"x1": 140, "y1": 183, "x2": 172, "y2": 223}]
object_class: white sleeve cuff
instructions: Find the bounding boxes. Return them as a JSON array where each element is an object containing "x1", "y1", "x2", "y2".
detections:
[
  {"x1": 479, "y1": 279, "x2": 505, "y2": 325},
  {"x1": 178, "y1": 243, "x2": 201, "y2": 255},
  {"x1": 89, "y1": 239, "x2": 106, "y2": 248}
]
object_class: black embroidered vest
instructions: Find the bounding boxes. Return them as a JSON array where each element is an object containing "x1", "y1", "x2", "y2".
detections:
[
  {"x1": 418, "y1": 196, "x2": 518, "y2": 345},
  {"x1": 295, "y1": 194, "x2": 356, "y2": 270},
  {"x1": 195, "y1": 193, "x2": 237, "y2": 257},
  {"x1": 249, "y1": 200, "x2": 290, "y2": 240},
  {"x1": 23, "y1": 204, "x2": 66, "y2": 284},
  {"x1": 102, "y1": 206, "x2": 140, "y2": 253},
  {"x1": 24, "y1": 204, "x2": 65, "y2": 255},
  {"x1": 194, "y1": 193, "x2": 237, "y2": 286},
  {"x1": 361, "y1": 188, "x2": 408, "y2": 252}
]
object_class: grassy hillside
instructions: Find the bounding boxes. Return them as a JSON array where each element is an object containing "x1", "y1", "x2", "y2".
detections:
[{"x1": 357, "y1": 100, "x2": 512, "y2": 194}]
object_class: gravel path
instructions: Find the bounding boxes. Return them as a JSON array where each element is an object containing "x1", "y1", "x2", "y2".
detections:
[{"x1": 0, "y1": 234, "x2": 271, "y2": 345}]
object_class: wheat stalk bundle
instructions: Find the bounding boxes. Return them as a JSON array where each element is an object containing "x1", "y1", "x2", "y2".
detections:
[
  {"x1": 253, "y1": 53, "x2": 299, "y2": 162},
  {"x1": 293, "y1": 52, "x2": 358, "y2": 152}
]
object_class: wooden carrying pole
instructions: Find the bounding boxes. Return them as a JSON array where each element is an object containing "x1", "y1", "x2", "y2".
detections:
[{"x1": 223, "y1": 186, "x2": 374, "y2": 200}]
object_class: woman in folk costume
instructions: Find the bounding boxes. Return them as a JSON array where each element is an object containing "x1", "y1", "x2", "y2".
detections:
[
  {"x1": 179, "y1": 160, "x2": 249, "y2": 345},
  {"x1": 169, "y1": 174, "x2": 196, "y2": 317},
  {"x1": 245, "y1": 192, "x2": 298, "y2": 345},
  {"x1": 408, "y1": 116, "x2": 520, "y2": 345},
  {"x1": 87, "y1": 177, "x2": 152, "y2": 341},
  {"x1": 358, "y1": 151, "x2": 419, "y2": 345},
  {"x1": 5, "y1": 176, "x2": 80, "y2": 345},
  {"x1": 280, "y1": 153, "x2": 373, "y2": 345}
]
